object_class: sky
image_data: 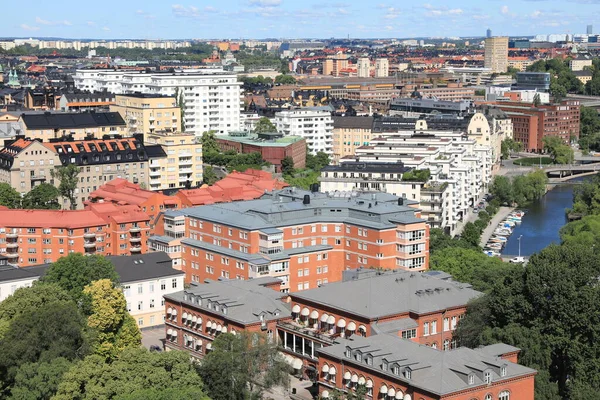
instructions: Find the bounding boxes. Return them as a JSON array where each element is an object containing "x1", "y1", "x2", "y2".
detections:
[{"x1": 1, "y1": 0, "x2": 600, "y2": 40}]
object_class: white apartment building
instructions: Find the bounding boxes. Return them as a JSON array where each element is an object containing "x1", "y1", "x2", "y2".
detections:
[
  {"x1": 375, "y1": 58, "x2": 389, "y2": 78},
  {"x1": 357, "y1": 58, "x2": 370, "y2": 78},
  {"x1": 275, "y1": 109, "x2": 333, "y2": 155},
  {"x1": 324, "y1": 120, "x2": 493, "y2": 234},
  {"x1": 0, "y1": 256, "x2": 39, "y2": 302},
  {"x1": 72, "y1": 69, "x2": 243, "y2": 136}
]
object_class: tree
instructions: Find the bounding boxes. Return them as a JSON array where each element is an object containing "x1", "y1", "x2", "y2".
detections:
[
  {"x1": 274, "y1": 74, "x2": 296, "y2": 85},
  {"x1": 9, "y1": 357, "x2": 74, "y2": 400},
  {"x1": 281, "y1": 156, "x2": 295, "y2": 176},
  {"x1": 461, "y1": 222, "x2": 481, "y2": 247},
  {"x1": 116, "y1": 387, "x2": 209, "y2": 400},
  {"x1": 533, "y1": 93, "x2": 541, "y2": 107},
  {"x1": 198, "y1": 332, "x2": 291, "y2": 400},
  {"x1": 51, "y1": 164, "x2": 80, "y2": 210},
  {"x1": 175, "y1": 87, "x2": 185, "y2": 132},
  {"x1": 21, "y1": 183, "x2": 60, "y2": 209},
  {"x1": 42, "y1": 254, "x2": 119, "y2": 303},
  {"x1": 202, "y1": 166, "x2": 219, "y2": 185},
  {"x1": 200, "y1": 130, "x2": 220, "y2": 154},
  {"x1": 83, "y1": 279, "x2": 141, "y2": 360},
  {"x1": 543, "y1": 136, "x2": 574, "y2": 164},
  {"x1": 0, "y1": 183, "x2": 21, "y2": 209},
  {"x1": 53, "y1": 349, "x2": 207, "y2": 400},
  {"x1": 0, "y1": 302, "x2": 90, "y2": 387},
  {"x1": 429, "y1": 228, "x2": 477, "y2": 254},
  {"x1": 489, "y1": 175, "x2": 513, "y2": 205},
  {"x1": 579, "y1": 106, "x2": 600, "y2": 152},
  {"x1": 550, "y1": 80, "x2": 567, "y2": 103},
  {"x1": 254, "y1": 117, "x2": 277, "y2": 134}
]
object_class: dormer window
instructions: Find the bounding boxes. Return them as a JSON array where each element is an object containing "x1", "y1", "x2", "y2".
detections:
[
  {"x1": 501, "y1": 366, "x2": 507, "y2": 377},
  {"x1": 382, "y1": 359, "x2": 388, "y2": 371},
  {"x1": 484, "y1": 370, "x2": 492, "y2": 384},
  {"x1": 468, "y1": 373, "x2": 475, "y2": 385},
  {"x1": 222, "y1": 305, "x2": 228, "y2": 315},
  {"x1": 404, "y1": 367, "x2": 412, "y2": 379},
  {"x1": 355, "y1": 350, "x2": 362, "y2": 362},
  {"x1": 365, "y1": 354, "x2": 373, "y2": 366},
  {"x1": 345, "y1": 347, "x2": 352, "y2": 358},
  {"x1": 392, "y1": 365, "x2": 400, "y2": 375}
]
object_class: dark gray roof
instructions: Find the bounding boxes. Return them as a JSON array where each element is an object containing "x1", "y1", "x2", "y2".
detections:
[
  {"x1": 21, "y1": 111, "x2": 125, "y2": 130},
  {"x1": 23, "y1": 252, "x2": 182, "y2": 284},
  {"x1": 332, "y1": 116, "x2": 374, "y2": 130},
  {"x1": 145, "y1": 144, "x2": 168, "y2": 159},
  {"x1": 164, "y1": 277, "x2": 290, "y2": 325},
  {"x1": 62, "y1": 92, "x2": 115, "y2": 102},
  {"x1": 476, "y1": 343, "x2": 521, "y2": 358},
  {"x1": 106, "y1": 251, "x2": 184, "y2": 283},
  {"x1": 318, "y1": 334, "x2": 536, "y2": 396},
  {"x1": 165, "y1": 187, "x2": 424, "y2": 232},
  {"x1": 148, "y1": 235, "x2": 175, "y2": 244},
  {"x1": 371, "y1": 318, "x2": 418, "y2": 334},
  {"x1": 292, "y1": 270, "x2": 481, "y2": 319},
  {"x1": 0, "y1": 263, "x2": 42, "y2": 283}
]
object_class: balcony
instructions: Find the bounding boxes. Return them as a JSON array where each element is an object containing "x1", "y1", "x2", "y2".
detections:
[
  {"x1": 277, "y1": 321, "x2": 337, "y2": 345},
  {"x1": 150, "y1": 169, "x2": 161, "y2": 177},
  {"x1": 4, "y1": 252, "x2": 18, "y2": 259},
  {"x1": 5, "y1": 242, "x2": 18, "y2": 248},
  {"x1": 130, "y1": 236, "x2": 142, "y2": 243},
  {"x1": 84, "y1": 232, "x2": 96, "y2": 239},
  {"x1": 130, "y1": 246, "x2": 142, "y2": 253},
  {"x1": 6, "y1": 231, "x2": 18, "y2": 238},
  {"x1": 129, "y1": 226, "x2": 141, "y2": 233},
  {"x1": 84, "y1": 241, "x2": 96, "y2": 248},
  {"x1": 179, "y1": 168, "x2": 193, "y2": 174}
]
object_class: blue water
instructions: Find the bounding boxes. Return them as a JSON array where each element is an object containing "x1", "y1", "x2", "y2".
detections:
[{"x1": 501, "y1": 184, "x2": 574, "y2": 257}]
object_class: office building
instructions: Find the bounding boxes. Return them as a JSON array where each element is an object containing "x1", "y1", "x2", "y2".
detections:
[
  {"x1": 275, "y1": 109, "x2": 334, "y2": 155},
  {"x1": 390, "y1": 98, "x2": 474, "y2": 117},
  {"x1": 588, "y1": 25, "x2": 593, "y2": 35},
  {"x1": 484, "y1": 37, "x2": 509, "y2": 73},
  {"x1": 486, "y1": 28, "x2": 492, "y2": 38},
  {"x1": 317, "y1": 334, "x2": 536, "y2": 400},
  {"x1": 19, "y1": 111, "x2": 127, "y2": 141},
  {"x1": 514, "y1": 72, "x2": 551, "y2": 92},
  {"x1": 332, "y1": 116, "x2": 374, "y2": 164},
  {"x1": 157, "y1": 188, "x2": 428, "y2": 292},
  {"x1": 357, "y1": 58, "x2": 370, "y2": 78},
  {"x1": 323, "y1": 54, "x2": 349, "y2": 77},
  {"x1": 57, "y1": 93, "x2": 115, "y2": 112},
  {"x1": 492, "y1": 100, "x2": 580, "y2": 151},
  {"x1": 144, "y1": 131, "x2": 203, "y2": 190},
  {"x1": 72, "y1": 69, "x2": 243, "y2": 136},
  {"x1": 110, "y1": 94, "x2": 181, "y2": 137},
  {"x1": 0, "y1": 203, "x2": 150, "y2": 267},
  {"x1": 215, "y1": 131, "x2": 306, "y2": 172},
  {"x1": 375, "y1": 58, "x2": 389, "y2": 78},
  {"x1": 163, "y1": 277, "x2": 289, "y2": 357}
]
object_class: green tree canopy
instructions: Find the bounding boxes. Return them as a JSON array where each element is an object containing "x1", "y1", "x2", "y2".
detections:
[
  {"x1": 198, "y1": 332, "x2": 291, "y2": 400},
  {"x1": 42, "y1": 254, "x2": 119, "y2": 303},
  {"x1": 9, "y1": 357, "x2": 74, "y2": 400},
  {"x1": 202, "y1": 165, "x2": 219, "y2": 185},
  {"x1": 253, "y1": 117, "x2": 277, "y2": 134},
  {"x1": 83, "y1": 279, "x2": 141, "y2": 360},
  {"x1": 54, "y1": 348, "x2": 207, "y2": 400},
  {"x1": 489, "y1": 171, "x2": 547, "y2": 206},
  {"x1": 543, "y1": 136, "x2": 574, "y2": 164},
  {"x1": 0, "y1": 183, "x2": 21, "y2": 209},
  {"x1": 21, "y1": 183, "x2": 60, "y2": 209},
  {"x1": 200, "y1": 130, "x2": 219, "y2": 153},
  {"x1": 51, "y1": 164, "x2": 80, "y2": 210},
  {"x1": 281, "y1": 156, "x2": 295, "y2": 176},
  {"x1": 274, "y1": 74, "x2": 296, "y2": 85}
]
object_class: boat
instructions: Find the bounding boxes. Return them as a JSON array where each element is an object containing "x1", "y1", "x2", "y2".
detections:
[
  {"x1": 484, "y1": 250, "x2": 501, "y2": 257},
  {"x1": 501, "y1": 220, "x2": 516, "y2": 227},
  {"x1": 485, "y1": 242, "x2": 503, "y2": 249},
  {"x1": 494, "y1": 228, "x2": 512, "y2": 236},
  {"x1": 489, "y1": 237, "x2": 507, "y2": 243}
]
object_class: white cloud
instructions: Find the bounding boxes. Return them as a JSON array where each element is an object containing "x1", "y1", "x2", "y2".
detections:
[
  {"x1": 102, "y1": 26, "x2": 110, "y2": 31},
  {"x1": 423, "y1": 5, "x2": 463, "y2": 17},
  {"x1": 249, "y1": 0, "x2": 281, "y2": 6},
  {"x1": 531, "y1": 10, "x2": 543, "y2": 18},
  {"x1": 20, "y1": 24, "x2": 39, "y2": 31},
  {"x1": 472, "y1": 14, "x2": 490, "y2": 20},
  {"x1": 35, "y1": 17, "x2": 51, "y2": 25},
  {"x1": 172, "y1": 4, "x2": 202, "y2": 18},
  {"x1": 338, "y1": 8, "x2": 349, "y2": 15},
  {"x1": 501, "y1": 5, "x2": 509, "y2": 15},
  {"x1": 384, "y1": 7, "x2": 401, "y2": 19},
  {"x1": 34, "y1": 16, "x2": 72, "y2": 26},
  {"x1": 87, "y1": 21, "x2": 96, "y2": 26},
  {"x1": 448, "y1": 9, "x2": 463, "y2": 15},
  {"x1": 204, "y1": 6, "x2": 218, "y2": 12}
]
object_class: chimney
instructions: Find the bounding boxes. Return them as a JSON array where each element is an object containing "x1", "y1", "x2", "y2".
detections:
[
  {"x1": 398, "y1": 198, "x2": 404, "y2": 206},
  {"x1": 303, "y1": 195, "x2": 310, "y2": 205}
]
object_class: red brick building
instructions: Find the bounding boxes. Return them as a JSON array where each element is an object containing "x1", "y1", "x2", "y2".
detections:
[
  {"x1": 492, "y1": 100, "x2": 580, "y2": 152},
  {"x1": 163, "y1": 277, "x2": 289, "y2": 358},
  {"x1": 216, "y1": 132, "x2": 306, "y2": 172},
  {"x1": 317, "y1": 334, "x2": 536, "y2": 400}
]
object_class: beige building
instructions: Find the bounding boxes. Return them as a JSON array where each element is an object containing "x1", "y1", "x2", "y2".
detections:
[
  {"x1": 357, "y1": 58, "x2": 370, "y2": 78},
  {"x1": 110, "y1": 94, "x2": 180, "y2": 139},
  {"x1": 570, "y1": 56, "x2": 593, "y2": 72},
  {"x1": 332, "y1": 116, "x2": 374, "y2": 164},
  {"x1": 323, "y1": 54, "x2": 349, "y2": 77},
  {"x1": 375, "y1": 58, "x2": 389, "y2": 78},
  {"x1": 19, "y1": 111, "x2": 127, "y2": 141},
  {"x1": 484, "y1": 37, "x2": 509, "y2": 73},
  {"x1": 0, "y1": 137, "x2": 156, "y2": 209},
  {"x1": 144, "y1": 132, "x2": 203, "y2": 190}
]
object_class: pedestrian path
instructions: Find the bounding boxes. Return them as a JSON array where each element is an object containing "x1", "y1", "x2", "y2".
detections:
[{"x1": 479, "y1": 206, "x2": 515, "y2": 248}]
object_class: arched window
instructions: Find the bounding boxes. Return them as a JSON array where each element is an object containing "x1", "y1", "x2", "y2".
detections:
[
  {"x1": 499, "y1": 391, "x2": 510, "y2": 400},
  {"x1": 485, "y1": 394, "x2": 492, "y2": 400},
  {"x1": 443, "y1": 339, "x2": 450, "y2": 351}
]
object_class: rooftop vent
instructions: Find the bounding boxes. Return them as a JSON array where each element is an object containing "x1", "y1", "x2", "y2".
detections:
[{"x1": 303, "y1": 195, "x2": 310, "y2": 205}]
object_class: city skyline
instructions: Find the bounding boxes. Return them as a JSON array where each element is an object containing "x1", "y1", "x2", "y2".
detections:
[{"x1": 1, "y1": 0, "x2": 598, "y2": 40}]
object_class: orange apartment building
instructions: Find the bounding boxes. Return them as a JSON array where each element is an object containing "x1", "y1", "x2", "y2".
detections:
[
  {"x1": 317, "y1": 334, "x2": 536, "y2": 400},
  {"x1": 154, "y1": 188, "x2": 428, "y2": 292},
  {"x1": 88, "y1": 178, "x2": 182, "y2": 223},
  {"x1": 163, "y1": 277, "x2": 288, "y2": 357},
  {"x1": 0, "y1": 203, "x2": 150, "y2": 267}
]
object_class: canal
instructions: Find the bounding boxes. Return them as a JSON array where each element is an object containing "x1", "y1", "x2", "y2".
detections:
[{"x1": 501, "y1": 183, "x2": 575, "y2": 257}]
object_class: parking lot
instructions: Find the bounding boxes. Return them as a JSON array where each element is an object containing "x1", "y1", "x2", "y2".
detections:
[{"x1": 141, "y1": 326, "x2": 165, "y2": 350}]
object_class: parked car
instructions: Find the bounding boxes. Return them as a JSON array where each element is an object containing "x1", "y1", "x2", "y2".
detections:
[{"x1": 509, "y1": 256, "x2": 525, "y2": 263}]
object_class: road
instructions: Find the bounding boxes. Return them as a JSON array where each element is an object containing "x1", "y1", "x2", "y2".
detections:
[{"x1": 479, "y1": 206, "x2": 515, "y2": 248}]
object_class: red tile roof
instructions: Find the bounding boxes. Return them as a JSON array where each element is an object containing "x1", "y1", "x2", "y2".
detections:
[
  {"x1": 0, "y1": 209, "x2": 107, "y2": 229},
  {"x1": 86, "y1": 203, "x2": 150, "y2": 224},
  {"x1": 89, "y1": 178, "x2": 175, "y2": 207}
]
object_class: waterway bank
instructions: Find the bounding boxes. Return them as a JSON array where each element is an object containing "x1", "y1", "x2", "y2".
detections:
[{"x1": 479, "y1": 206, "x2": 515, "y2": 248}]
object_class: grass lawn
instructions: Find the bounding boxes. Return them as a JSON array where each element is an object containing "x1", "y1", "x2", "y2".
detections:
[{"x1": 513, "y1": 157, "x2": 554, "y2": 166}]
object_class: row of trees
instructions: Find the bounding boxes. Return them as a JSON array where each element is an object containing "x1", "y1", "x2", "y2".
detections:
[
  {"x1": 489, "y1": 170, "x2": 548, "y2": 206},
  {"x1": 283, "y1": 149, "x2": 330, "y2": 190},
  {"x1": 542, "y1": 136, "x2": 575, "y2": 164},
  {"x1": 579, "y1": 105, "x2": 600, "y2": 153}
]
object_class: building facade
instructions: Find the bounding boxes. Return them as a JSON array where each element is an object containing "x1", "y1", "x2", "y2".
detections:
[
  {"x1": 375, "y1": 58, "x2": 390, "y2": 78},
  {"x1": 275, "y1": 109, "x2": 334, "y2": 155},
  {"x1": 19, "y1": 111, "x2": 127, "y2": 141},
  {"x1": 484, "y1": 37, "x2": 509, "y2": 73},
  {"x1": 110, "y1": 93, "x2": 181, "y2": 137},
  {"x1": 332, "y1": 116, "x2": 374, "y2": 164}
]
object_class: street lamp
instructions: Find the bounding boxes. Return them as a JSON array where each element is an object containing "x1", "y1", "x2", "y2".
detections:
[{"x1": 517, "y1": 235, "x2": 523, "y2": 258}]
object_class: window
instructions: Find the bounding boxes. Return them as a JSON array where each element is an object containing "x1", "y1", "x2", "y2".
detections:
[
  {"x1": 298, "y1": 269, "x2": 303, "y2": 277},
  {"x1": 431, "y1": 320, "x2": 437, "y2": 334},
  {"x1": 149, "y1": 282, "x2": 154, "y2": 293},
  {"x1": 172, "y1": 278, "x2": 177, "y2": 288},
  {"x1": 355, "y1": 352, "x2": 362, "y2": 362},
  {"x1": 443, "y1": 339, "x2": 450, "y2": 351},
  {"x1": 137, "y1": 301, "x2": 143, "y2": 311},
  {"x1": 137, "y1": 284, "x2": 143, "y2": 294},
  {"x1": 404, "y1": 368, "x2": 411, "y2": 379},
  {"x1": 345, "y1": 348, "x2": 351, "y2": 358},
  {"x1": 468, "y1": 374, "x2": 475, "y2": 385},
  {"x1": 443, "y1": 317, "x2": 450, "y2": 331},
  {"x1": 501, "y1": 366, "x2": 507, "y2": 377},
  {"x1": 423, "y1": 322, "x2": 429, "y2": 336},
  {"x1": 160, "y1": 280, "x2": 166, "y2": 290},
  {"x1": 498, "y1": 392, "x2": 509, "y2": 400},
  {"x1": 451, "y1": 316, "x2": 457, "y2": 330},
  {"x1": 401, "y1": 329, "x2": 416, "y2": 339},
  {"x1": 484, "y1": 371, "x2": 492, "y2": 384},
  {"x1": 485, "y1": 395, "x2": 492, "y2": 400}
]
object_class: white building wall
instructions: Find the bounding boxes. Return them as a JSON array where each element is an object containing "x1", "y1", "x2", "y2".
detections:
[
  {"x1": 275, "y1": 110, "x2": 333, "y2": 155},
  {"x1": 0, "y1": 277, "x2": 38, "y2": 302}
]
